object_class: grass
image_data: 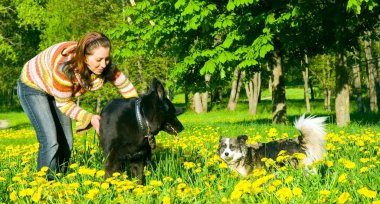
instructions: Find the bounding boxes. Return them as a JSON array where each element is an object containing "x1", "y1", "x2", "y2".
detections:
[{"x1": 0, "y1": 88, "x2": 379, "y2": 203}]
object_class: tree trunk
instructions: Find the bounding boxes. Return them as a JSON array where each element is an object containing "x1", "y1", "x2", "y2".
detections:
[
  {"x1": 364, "y1": 33, "x2": 377, "y2": 112},
  {"x1": 352, "y1": 64, "x2": 364, "y2": 113},
  {"x1": 335, "y1": 52, "x2": 350, "y2": 126},
  {"x1": 271, "y1": 51, "x2": 287, "y2": 124},
  {"x1": 201, "y1": 74, "x2": 211, "y2": 112},
  {"x1": 323, "y1": 88, "x2": 332, "y2": 113},
  {"x1": 193, "y1": 92, "x2": 203, "y2": 113},
  {"x1": 245, "y1": 72, "x2": 261, "y2": 116},
  {"x1": 227, "y1": 68, "x2": 245, "y2": 111},
  {"x1": 303, "y1": 55, "x2": 310, "y2": 113}
]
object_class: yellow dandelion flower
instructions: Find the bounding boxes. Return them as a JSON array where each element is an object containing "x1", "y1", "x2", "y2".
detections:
[
  {"x1": 10, "y1": 191, "x2": 18, "y2": 202},
  {"x1": 230, "y1": 190, "x2": 243, "y2": 200},
  {"x1": 360, "y1": 167, "x2": 369, "y2": 173},
  {"x1": 112, "y1": 172, "x2": 121, "y2": 177},
  {"x1": 337, "y1": 192, "x2": 351, "y2": 204},
  {"x1": 268, "y1": 185, "x2": 276, "y2": 192},
  {"x1": 177, "y1": 183, "x2": 187, "y2": 189},
  {"x1": 144, "y1": 170, "x2": 151, "y2": 176},
  {"x1": 357, "y1": 187, "x2": 377, "y2": 198},
  {"x1": 272, "y1": 179, "x2": 282, "y2": 187},
  {"x1": 293, "y1": 187, "x2": 302, "y2": 196},
  {"x1": 285, "y1": 176, "x2": 293, "y2": 184},
  {"x1": 183, "y1": 162, "x2": 196, "y2": 169},
  {"x1": 344, "y1": 161, "x2": 356, "y2": 169},
  {"x1": 162, "y1": 196, "x2": 170, "y2": 204},
  {"x1": 209, "y1": 174, "x2": 216, "y2": 181},
  {"x1": 101, "y1": 183, "x2": 109, "y2": 189},
  {"x1": 218, "y1": 162, "x2": 228, "y2": 169},
  {"x1": 221, "y1": 197, "x2": 228, "y2": 203},
  {"x1": 0, "y1": 177, "x2": 5, "y2": 181},
  {"x1": 40, "y1": 166, "x2": 49, "y2": 172},
  {"x1": 325, "y1": 160, "x2": 333, "y2": 167},
  {"x1": 320, "y1": 190, "x2": 331, "y2": 196},
  {"x1": 276, "y1": 187, "x2": 293, "y2": 202},
  {"x1": 96, "y1": 170, "x2": 105, "y2": 178},
  {"x1": 338, "y1": 173, "x2": 347, "y2": 183},
  {"x1": 31, "y1": 191, "x2": 42, "y2": 202},
  {"x1": 69, "y1": 163, "x2": 78, "y2": 169},
  {"x1": 163, "y1": 177, "x2": 173, "y2": 182},
  {"x1": 360, "y1": 158, "x2": 370, "y2": 163},
  {"x1": 150, "y1": 180, "x2": 163, "y2": 186},
  {"x1": 84, "y1": 180, "x2": 92, "y2": 185},
  {"x1": 278, "y1": 150, "x2": 287, "y2": 156},
  {"x1": 293, "y1": 153, "x2": 306, "y2": 160}
]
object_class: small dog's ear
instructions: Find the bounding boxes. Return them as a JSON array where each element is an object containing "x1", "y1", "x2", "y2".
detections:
[
  {"x1": 251, "y1": 142, "x2": 263, "y2": 150},
  {"x1": 219, "y1": 136, "x2": 226, "y2": 142},
  {"x1": 237, "y1": 135, "x2": 248, "y2": 144}
]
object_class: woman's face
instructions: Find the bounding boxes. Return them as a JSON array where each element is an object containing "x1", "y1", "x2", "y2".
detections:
[{"x1": 85, "y1": 46, "x2": 110, "y2": 75}]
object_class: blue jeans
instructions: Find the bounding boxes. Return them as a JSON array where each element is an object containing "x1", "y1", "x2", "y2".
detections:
[{"x1": 17, "y1": 79, "x2": 73, "y2": 180}]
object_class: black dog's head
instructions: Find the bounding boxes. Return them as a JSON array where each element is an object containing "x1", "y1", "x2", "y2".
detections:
[{"x1": 142, "y1": 78, "x2": 184, "y2": 136}]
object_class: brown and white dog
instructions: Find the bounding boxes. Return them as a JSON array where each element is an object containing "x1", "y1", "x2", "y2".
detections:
[{"x1": 218, "y1": 115, "x2": 327, "y2": 176}]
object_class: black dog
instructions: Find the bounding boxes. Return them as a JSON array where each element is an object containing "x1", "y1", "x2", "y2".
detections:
[{"x1": 98, "y1": 78, "x2": 184, "y2": 184}]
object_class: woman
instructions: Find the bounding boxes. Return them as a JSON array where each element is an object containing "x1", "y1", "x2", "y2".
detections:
[{"x1": 17, "y1": 32, "x2": 138, "y2": 180}]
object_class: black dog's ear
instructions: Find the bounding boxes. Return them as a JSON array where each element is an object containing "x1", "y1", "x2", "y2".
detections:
[
  {"x1": 237, "y1": 135, "x2": 248, "y2": 142},
  {"x1": 175, "y1": 107, "x2": 185, "y2": 116},
  {"x1": 150, "y1": 78, "x2": 166, "y2": 101}
]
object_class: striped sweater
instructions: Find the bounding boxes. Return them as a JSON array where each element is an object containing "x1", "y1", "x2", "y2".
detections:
[{"x1": 21, "y1": 41, "x2": 138, "y2": 133}]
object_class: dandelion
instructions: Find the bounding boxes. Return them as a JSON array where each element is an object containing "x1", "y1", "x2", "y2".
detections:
[
  {"x1": 150, "y1": 180, "x2": 163, "y2": 186},
  {"x1": 338, "y1": 173, "x2": 347, "y2": 183},
  {"x1": 360, "y1": 158, "x2": 370, "y2": 163},
  {"x1": 293, "y1": 187, "x2": 302, "y2": 197},
  {"x1": 40, "y1": 166, "x2": 49, "y2": 172},
  {"x1": 84, "y1": 188, "x2": 99, "y2": 200},
  {"x1": 112, "y1": 172, "x2": 121, "y2": 177},
  {"x1": 163, "y1": 177, "x2": 173, "y2": 182},
  {"x1": 162, "y1": 196, "x2": 170, "y2": 204},
  {"x1": 285, "y1": 176, "x2": 293, "y2": 184},
  {"x1": 337, "y1": 192, "x2": 351, "y2": 204},
  {"x1": 276, "y1": 187, "x2": 293, "y2": 202},
  {"x1": 10, "y1": 191, "x2": 18, "y2": 202},
  {"x1": 69, "y1": 163, "x2": 78, "y2": 169},
  {"x1": 183, "y1": 161, "x2": 196, "y2": 169},
  {"x1": 268, "y1": 185, "x2": 276, "y2": 192},
  {"x1": 96, "y1": 170, "x2": 105, "y2": 178},
  {"x1": 357, "y1": 187, "x2": 377, "y2": 198},
  {"x1": 84, "y1": 180, "x2": 92, "y2": 186},
  {"x1": 320, "y1": 190, "x2": 331, "y2": 196},
  {"x1": 101, "y1": 182, "x2": 109, "y2": 189},
  {"x1": 360, "y1": 167, "x2": 369, "y2": 173},
  {"x1": 31, "y1": 191, "x2": 42, "y2": 202}
]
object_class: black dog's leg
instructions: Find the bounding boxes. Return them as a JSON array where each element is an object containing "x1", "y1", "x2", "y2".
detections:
[
  {"x1": 130, "y1": 160, "x2": 145, "y2": 184},
  {"x1": 104, "y1": 152, "x2": 121, "y2": 178}
]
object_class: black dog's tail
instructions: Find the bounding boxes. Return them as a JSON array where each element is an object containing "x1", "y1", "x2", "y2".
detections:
[{"x1": 294, "y1": 114, "x2": 327, "y2": 166}]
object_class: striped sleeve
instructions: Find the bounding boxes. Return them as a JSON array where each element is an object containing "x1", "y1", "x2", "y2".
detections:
[
  {"x1": 52, "y1": 64, "x2": 93, "y2": 133},
  {"x1": 110, "y1": 68, "x2": 138, "y2": 98}
]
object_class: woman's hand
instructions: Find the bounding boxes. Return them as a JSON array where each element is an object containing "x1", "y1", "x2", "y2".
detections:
[{"x1": 91, "y1": 115, "x2": 101, "y2": 134}]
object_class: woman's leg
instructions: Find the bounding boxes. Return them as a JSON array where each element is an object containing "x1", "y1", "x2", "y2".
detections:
[
  {"x1": 51, "y1": 99, "x2": 73, "y2": 174},
  {"x1": 17, "y1": 79, "x2": 60, "y2": 180}
]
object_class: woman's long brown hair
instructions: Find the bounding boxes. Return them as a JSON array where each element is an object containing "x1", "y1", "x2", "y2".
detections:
[{"x1": 62, "y1": 32, "x2": 113, "y2": 89}]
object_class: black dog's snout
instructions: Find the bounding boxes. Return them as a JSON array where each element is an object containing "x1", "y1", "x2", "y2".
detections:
[{"x1": 225, "y1": 152, "x2": 229, "y2": 156}]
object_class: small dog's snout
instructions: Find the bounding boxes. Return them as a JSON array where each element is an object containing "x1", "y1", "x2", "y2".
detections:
[{"x1": 225, "y1": 152, "x2": 229, "y2": 156}]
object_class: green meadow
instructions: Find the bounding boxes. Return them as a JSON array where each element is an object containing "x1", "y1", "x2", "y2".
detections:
[{"x1": 0, "y1": 89, "x2": 379, "y2": 203}]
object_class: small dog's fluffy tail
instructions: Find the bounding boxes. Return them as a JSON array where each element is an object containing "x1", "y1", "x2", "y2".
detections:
[{"x1": 294, "y1": 114, "x2": 327, "y2": 166}]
